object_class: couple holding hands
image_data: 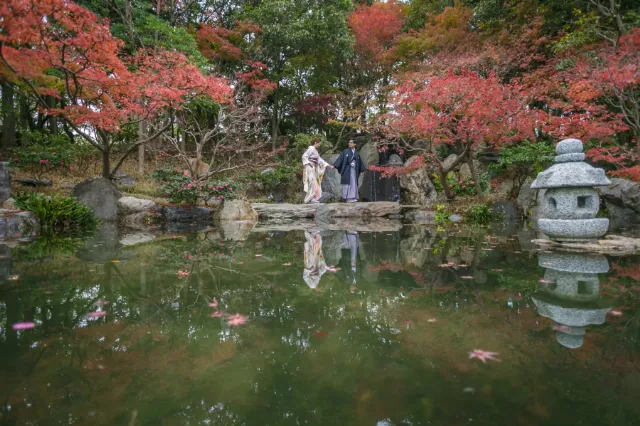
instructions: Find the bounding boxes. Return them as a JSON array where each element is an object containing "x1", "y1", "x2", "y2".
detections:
[{"x1": 301, "y1": 139, "x2": 366, "y2": 204}]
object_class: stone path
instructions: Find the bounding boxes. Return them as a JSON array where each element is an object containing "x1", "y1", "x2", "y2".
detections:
[{"x1": 251, "y1": 202, "x2": 402, "y2": 222}]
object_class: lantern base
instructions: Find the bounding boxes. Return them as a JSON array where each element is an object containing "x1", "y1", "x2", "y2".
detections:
[{"x1": 538, "y1": 218, "x2": 609, "y2": 242}]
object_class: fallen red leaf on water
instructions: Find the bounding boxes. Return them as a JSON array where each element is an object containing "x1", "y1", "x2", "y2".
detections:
[
  {"x1": 469, "y1": 349, "x2": 501, "y2": 363},
  {"x1": 227, "y1": 314, "x2": 248, "y2": 326},
  {"x1": 12, "y1": 322, "x2": 36, "y2": 330},
  {"x1": 313, "y1": 331, "x2": 329, "y2": 339},
  {"x1": 87, "y1": 311, "x2": 107, "y2": 318}
]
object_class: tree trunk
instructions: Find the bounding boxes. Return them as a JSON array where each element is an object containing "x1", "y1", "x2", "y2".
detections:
[
  {"x1": 437, "y1": 167, "x2": 455, "y2": 200},
  {"x1": 271, "y1": 91, "x2": 278, "y2": 150},
  {"x1": 46, "y1": 96, "x2": 58, "y2": 135},
  {"x1": 138, "y1": 121, "x2": 145, "y2": 174},
  {"x1": 19, "y1": 94, "x2": 32, "y2": 132},
  {"x1": 179, "y1": 128, "x2": 186, "y2": 153},
  {"x1": 102, "y1": 149, "x2": 111, "y2": 179},
  {"x1": 467, "y1": 152, "x2": 484, "y2": 200},
  {"x1": 125, "y1": 0, "x2": 135, "y2": 43},
  {"x1": 101, "y1": 134, "x2": 111, "y2": 178},
  {"x1": 1, "y1": 82, "x2": 17, "y2": 149},
  {"x1": 610, "y1": 0, "x2": 626, "y2": 38}
]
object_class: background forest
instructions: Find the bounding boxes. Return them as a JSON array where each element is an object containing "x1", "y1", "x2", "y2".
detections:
[{"x1": 1, "y1": 0, "x2": 639, "y2": 205}]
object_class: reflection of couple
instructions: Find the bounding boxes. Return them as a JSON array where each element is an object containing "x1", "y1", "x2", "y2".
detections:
[
  {"x1": 302, "y1": 139, "x2": 365, "y2": 204},
  {"x1": 303, "y1": 231, "x2": 360, "y2": 288}
]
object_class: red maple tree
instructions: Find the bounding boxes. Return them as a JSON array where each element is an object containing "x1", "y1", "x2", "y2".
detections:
[
  {"x1": 348, "y1": 1, "x2": 406, "y2": 64},
  {"x1": 0, "y1": 0, "x2": 232, "y2": 178},
  {"x1": 520, "y1": 29, "x2": 640, "y2": 182},
  {"x1": 374, "y1": 71, "x2": 541, "y2": 199}
]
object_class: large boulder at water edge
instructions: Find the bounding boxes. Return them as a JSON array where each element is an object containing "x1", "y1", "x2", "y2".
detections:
[
  {"x1": 397, "y1": 156, "x2": 437, "y2": 205},
  {"x1": 516, "y1": 179, "x2": 545, "y2": 220},
  {"x1": 118, "y1": 196, "x2": 156, "y2": 215},
  {"x1": 72, "y1": 178, "x2": 122, "y2": 221},
  {"x1": 0, "y1": 163, "x2": 11, "y2": 204},
  {"x1": 359, "y1": 141, "x2": 379, "y2": 166},
  {"x1": 598, "y1": 178, "x2": 640, "y2": 228},
  {"x1": 218, "y1": 199, "x2": 258, "y2": 221},
  {"x1": 320, "y1": 153, "x2": 341, "y2": 203}
]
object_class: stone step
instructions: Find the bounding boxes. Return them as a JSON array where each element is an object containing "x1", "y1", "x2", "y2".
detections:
[{"x1": 251, "y1": 202, "x2": 401, "y2": 222}]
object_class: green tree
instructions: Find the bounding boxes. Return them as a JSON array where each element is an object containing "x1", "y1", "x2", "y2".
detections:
[{"x1": 245, "y1": 0, "x2": 355, "y2": 147}]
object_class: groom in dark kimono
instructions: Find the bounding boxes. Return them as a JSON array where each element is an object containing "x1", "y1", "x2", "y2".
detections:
[{"x1": 333, "y1": 140, "x2": 366, "y2": 203}]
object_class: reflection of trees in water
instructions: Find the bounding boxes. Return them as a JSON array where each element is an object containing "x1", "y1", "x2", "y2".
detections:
[
  {"x1": 0, "y1": 230, "x2": 639, "y2": 425},
  {"x1": 598, "y1": 258, "x2": 640, "y2": 365}
]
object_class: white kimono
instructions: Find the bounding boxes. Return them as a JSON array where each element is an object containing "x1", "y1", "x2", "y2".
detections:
[{"x1": 301, "y1": 145, "x2": 328, "y2": 203}]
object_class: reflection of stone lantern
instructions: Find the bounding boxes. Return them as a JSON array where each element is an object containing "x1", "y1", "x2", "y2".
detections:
[
  {"x1": 532, "y1": 253, "x2": 612, "y2": 349},
  {"x1": 531, "y1": 139, "x2": 610, "y2": 241}
]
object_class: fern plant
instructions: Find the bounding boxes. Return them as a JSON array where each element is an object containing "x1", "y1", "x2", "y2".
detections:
[{"x1": 14, "y1": 192, "x2": 98, "y2": 232}]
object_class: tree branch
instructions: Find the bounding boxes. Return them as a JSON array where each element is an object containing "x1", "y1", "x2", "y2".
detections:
[{"x1": 110, "y1": 115, "x2": 173, "y2": 177}]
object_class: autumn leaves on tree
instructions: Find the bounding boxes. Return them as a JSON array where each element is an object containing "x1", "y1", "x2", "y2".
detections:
[
  {"x1": 0, "y1": 0, "x2": 231, "y2": 178},
  {"x1": 1, "y1": 0, "x2": 638, "y2": 192}
]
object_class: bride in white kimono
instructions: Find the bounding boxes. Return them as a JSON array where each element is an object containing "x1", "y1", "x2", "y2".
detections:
[{"x1": 302, "y1": 139, "x2": 334, "y2": 203}]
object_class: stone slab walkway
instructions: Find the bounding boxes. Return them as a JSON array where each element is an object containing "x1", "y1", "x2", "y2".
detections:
[{"x1": 251, "y1": 202, "x2": 402, "y2": 222}]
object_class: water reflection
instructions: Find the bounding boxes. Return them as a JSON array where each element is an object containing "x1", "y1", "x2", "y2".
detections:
[
  {"x1": 0, "y1": 225, "x2": 639, "y2": 426},
  {"x1": 533, "y1": 252, "x2": 612, "y2": 349},
  {"x1": 303, "y1": 231, "x2": 328, "y2": 289}
]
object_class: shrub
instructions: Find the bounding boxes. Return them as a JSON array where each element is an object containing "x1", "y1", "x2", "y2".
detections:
[
  {"x1": 433, "y1": 171, "x2": 490, "y2": 197},
  {"x1": 293, "y1": 133, "x2": 330, "y2": 157},
  {"x1": 152, "y1": 168, "x2": 240, "y2": 205},
  {"x1": 14, "y1": 192, "x2": 98, "y2": 231},
  {"x1": 489, "y1": 141, "x2": 555, "y2": 198},
  {"x1": 247, "y1": 164, "x2": 299, "y2": 194},
  {"x1": 434, "y1": 204, "x2": 450, "y2": 225},
  {"x1": 11, "y1": 132, "x2": 75, "y2": 180},
  {"x1": 465, "y1": 203, "x2": 500, "y2": 225}
]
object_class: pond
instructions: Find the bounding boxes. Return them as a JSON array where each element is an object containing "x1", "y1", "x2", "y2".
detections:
[{"x1": 0, "y1": 224, "x2": 639, "y2": 426}]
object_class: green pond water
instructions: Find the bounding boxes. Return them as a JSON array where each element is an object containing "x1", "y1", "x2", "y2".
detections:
[{"x1": 1, "y1": 224, "x2": 639, "y2": 426}]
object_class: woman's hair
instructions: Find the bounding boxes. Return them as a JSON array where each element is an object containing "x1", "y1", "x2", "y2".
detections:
[{"x1": 312, "y1": 138, "x2": 321, "y2": 145}]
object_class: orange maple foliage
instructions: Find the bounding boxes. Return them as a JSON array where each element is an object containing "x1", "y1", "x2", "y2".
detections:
[{"x1": 0, "y1": 0, "x2": 232, "y2": 177}]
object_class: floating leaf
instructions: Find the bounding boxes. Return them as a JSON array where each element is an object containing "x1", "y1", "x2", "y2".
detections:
[
  {"x1": 468, "y1": 349, "x2": 501, "y2": 363},
  {"x1": 226, "y1": 314, "x2": 248, "y2": 326},
  {"x1": 12, "y1": 322, "x2": 35, "y2": 330}
]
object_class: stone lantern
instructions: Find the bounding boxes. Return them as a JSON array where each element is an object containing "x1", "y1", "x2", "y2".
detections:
[
  {"x1": 532, "y1": 252, "x2": 612, "y2": 349},
  {"x1": 531, "y1": 138, "x2": 610, "y2": 242}
]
